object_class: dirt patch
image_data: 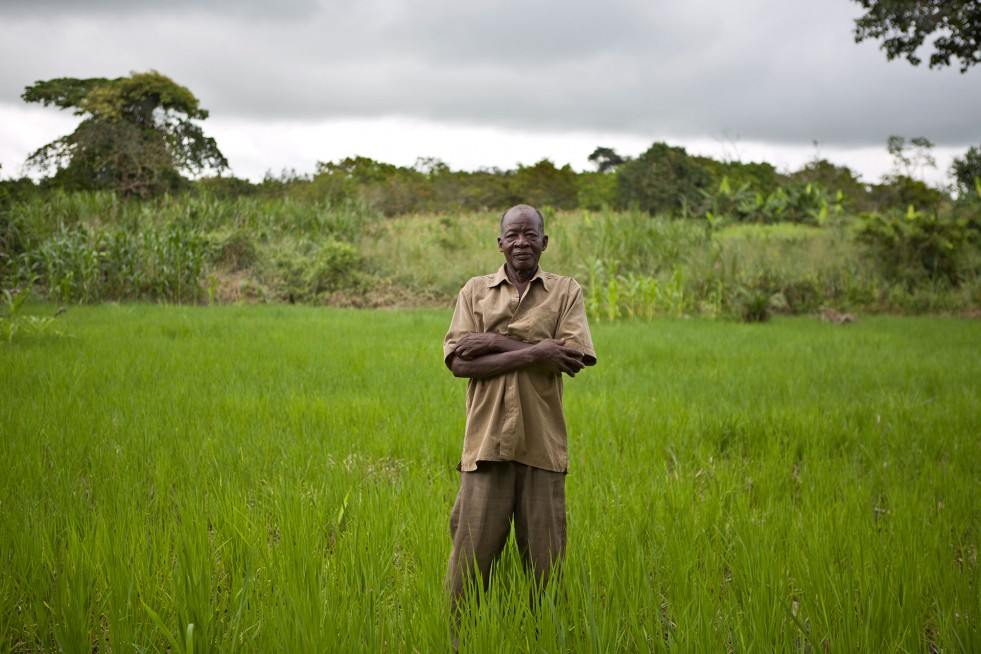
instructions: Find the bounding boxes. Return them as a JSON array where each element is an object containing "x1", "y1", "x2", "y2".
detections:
[
  {"x1": 819, "y1": 306, "x2": 857, "y2": 323},
  {"x1": 206, "y1": 269, "x2": 269, "y2": 304}
]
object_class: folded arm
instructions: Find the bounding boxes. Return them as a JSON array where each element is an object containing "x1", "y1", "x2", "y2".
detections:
[{"x1": 447, "y1": 333, "x2": 587, "y2": 379}]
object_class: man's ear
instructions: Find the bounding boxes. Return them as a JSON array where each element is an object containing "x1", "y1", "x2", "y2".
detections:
[
  {"x1": 498, "y1": 236, "x2": 504, "y2": 252},
  {"x1": 541, "y1": 235, "x2": 549, "y2": 251}
]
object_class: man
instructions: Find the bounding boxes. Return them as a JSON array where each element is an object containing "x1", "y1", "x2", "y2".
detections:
[{"x1": 442, "y1": 203, "x2": 597, "y2": 628}]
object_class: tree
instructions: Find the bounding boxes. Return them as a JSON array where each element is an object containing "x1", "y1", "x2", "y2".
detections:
[
  {"x1": 616, "y1": 142, "x2": 713, "y2": 216},
  {"x1": 950, "y1": 145, "x2": 981, "y2": 196},
  {"x1": 22, "y1": 71, "x2": 227, "y2": 197},
  {"x1": 791, "y1": 158, "x2": 871, "y2": 211},
  {"x1": 587, "y1": 146, "x2": 627, "y2": 173},
  {"x1": 852, "y1": 0, "x2": 981, "y2": 73},
  {"x1": 696, "y1": 157, "x2": 783, "y2": 195},
  {"x1": 312, "y1": 156, "x2": 429, "y2": 215},
  {"x1": 887, "y1": 135, "x2": 936, "y2": 180},
  {"x1": 576, "y1": 171, "x2": 618, "y2": 210},
  {"x1": 511, "y1": 159, "x2": 579, "y2": 210}
]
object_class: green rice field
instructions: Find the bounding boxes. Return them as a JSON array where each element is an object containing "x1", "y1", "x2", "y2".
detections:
[{"x1": 1, "y1": 305, "x2": 979, "y2": 652}]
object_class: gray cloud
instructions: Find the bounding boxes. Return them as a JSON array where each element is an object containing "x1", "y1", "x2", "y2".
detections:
[
  {"x1": 1, "y1": 0, "x2": 320, "y2": 20},
  {"x1": 1, "y1": 0, "x2": 978, "y2": 155}
]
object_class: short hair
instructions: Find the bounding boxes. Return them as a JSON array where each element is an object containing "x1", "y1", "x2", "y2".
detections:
[{"x1": 500, "y1": 204, "x2": 545, "y2": 232}]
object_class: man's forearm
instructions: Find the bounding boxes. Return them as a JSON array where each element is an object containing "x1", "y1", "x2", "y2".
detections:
[
  {"x1": 484, "y1": 335, "x2": 535, "y2": 354},
  {"x1": 448, "y1": 346, "x2": 538, "y2": 379},
  {"x1": 453, "y1": 332, "x2": 533, "y2": 360},
  {"x1": 449, "y1": 338, "x2": 586, "y2": 379}
]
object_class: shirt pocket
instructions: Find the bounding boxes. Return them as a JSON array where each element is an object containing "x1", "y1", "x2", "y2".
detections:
[{"x1": 508, "y1": 303, "x2": 560, "y2": 342}]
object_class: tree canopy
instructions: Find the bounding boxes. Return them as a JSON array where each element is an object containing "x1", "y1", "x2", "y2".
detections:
[
  {"x1": 587, "y1": 147, "x2": 627, "y2": 173},
  {"x1": 852, "y1": 0, "x2": 981, "y2": 73},
  {"x1": 616, "y1": 142, "x2": 713, "y2": 216},
  {"x1": 887, "y1": 135, "x2": 936, "y2": 180},
  {"x1": 950, "y1": 145, "x2": 981, "y2": 196},
  {"x1": 22, "y1": 71, "x2": 227, "y2": 196}
]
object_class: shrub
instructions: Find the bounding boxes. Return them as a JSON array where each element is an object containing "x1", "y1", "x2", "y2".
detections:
[
  {"x1": 265, "y1": 238, "x2": 367, "y2": 302},
  {"x1": 855, "y1": 207, "x2": 979, "y2": 286},
  {"x1": 616, "y1": 142, "x2": 713, "y2": 216},
  {"x1": 733, "y1": 285, "x2": 787, "y2": 323},
  {"x1": 576, "y1": 171, "x2": 618, "y2": 211},
  {"x1": 780, "y1": 276, "x2": 824, "y2": 314},
  {"x1": 210, "y1": 231, "x2": 257, "y2": 271}
]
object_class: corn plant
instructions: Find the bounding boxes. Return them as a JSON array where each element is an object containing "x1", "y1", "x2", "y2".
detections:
[{"x1": 0, "y1": 286, "x2": 62, "y2": 342}]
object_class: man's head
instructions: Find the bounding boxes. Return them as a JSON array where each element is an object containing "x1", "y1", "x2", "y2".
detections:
[{"x1": 498, "y1": 204, "x2": 548, "y2": 276}]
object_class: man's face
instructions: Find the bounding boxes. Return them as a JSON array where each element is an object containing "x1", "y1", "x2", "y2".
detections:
[{"x1": 498, "y1": 208, "x2": 548, "y2": 275}]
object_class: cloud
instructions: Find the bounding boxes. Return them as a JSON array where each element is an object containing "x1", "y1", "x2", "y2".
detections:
[
  {"x1": 0, "y1": 0, "x2": 321, "y2": 20},
  {"x1": 1, "y1": 0, "x2": 978, "y2": 182}
]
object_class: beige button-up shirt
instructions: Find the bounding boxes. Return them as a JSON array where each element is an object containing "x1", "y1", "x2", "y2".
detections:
[{"x1": 443, "y1": 265, "x2": 596, "y2": 473}]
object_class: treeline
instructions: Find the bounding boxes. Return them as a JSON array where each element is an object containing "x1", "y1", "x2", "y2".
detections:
[
  {"x1": 1, "y1": 190, "x2": 978, "y2": 319},
  {"x1": 1, "y1": 140, "x2": 979, "y2": 320},
  {"x1": 8, "y1": 71, "x2": 978, "y2": 221},
  {"x1": 5, "y1": 140, "x2": 975, "y2": 223},
  {"x1": 155, "y1": 142, "x2": 968, "y2": 220}
]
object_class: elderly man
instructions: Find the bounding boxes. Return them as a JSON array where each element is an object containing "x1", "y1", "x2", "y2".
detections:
[{"x1": 442, "y1": 203, "x2": 597, "y2": 626}]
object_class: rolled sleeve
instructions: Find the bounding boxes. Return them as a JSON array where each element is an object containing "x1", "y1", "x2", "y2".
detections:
[
  {"x1": 443, "y1": 280, "x2": 476, "y2": 366},
  {"x1": 555, "y1": 282, "x2": 597, "y2": 366}
]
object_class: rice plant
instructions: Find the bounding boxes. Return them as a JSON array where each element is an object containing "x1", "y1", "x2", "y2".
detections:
[{"x1": 0, "y1": 306, "x2": 977, "y2": 651}]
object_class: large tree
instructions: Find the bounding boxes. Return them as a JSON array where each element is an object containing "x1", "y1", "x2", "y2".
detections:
[
  {"x1": 950, "y1": 145, "x2": 981, "y2": 196},
  {"x1": 23, "y1": 71, "x2": 227, "y2": 196},
  {"x1": 617, "y1": 142, "x2": 713, "y2": 216},
  {"x1": 852, "y1": 0, "x2": 981, "y2": 73},
  {"x1": 587, "y1": 146, "x2": 627, "y2": 173},
  {"x1": 886, "y1": 135, "x2": 936, "y2": 180}
]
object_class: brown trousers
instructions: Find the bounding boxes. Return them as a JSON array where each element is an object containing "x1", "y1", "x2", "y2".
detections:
[{"x1": 444, "y1": 461, "x2": 566, "y2": 617}]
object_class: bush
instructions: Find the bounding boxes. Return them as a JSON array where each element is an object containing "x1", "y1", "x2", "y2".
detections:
[
  {"x1": 264, "y1": 238, "x2": 367, "y2": 302},
  {"x1": 616, "y1": 142, "x2": 713, "y2": 216},
  {"x1": 733, "y1": 286, "x2": 786, "y2": 323},
  {"x1": 576, "y1": 171, "x2": 617, "y2": 211},
  {"x1": 511, "y1": 160, "x2": 579, "y2": 210},
  {"x1": 780, "y1": 276, "x2": 824, "y2": 314},
  {"x1": 855, "y1": 207, "x2": 979, "y2": 286},
  {"x1": 210, "y1": 231, "x2": 257, "y2": 271}
]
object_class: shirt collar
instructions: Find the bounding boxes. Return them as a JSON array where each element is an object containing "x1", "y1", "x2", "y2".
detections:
[{"x1": 488, "y1": 264, "x2": 551, "y2": 292}]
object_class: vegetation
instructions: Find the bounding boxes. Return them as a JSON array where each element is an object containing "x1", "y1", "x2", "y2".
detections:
[
  {"x1": 856, "y1": 205, "x2": 980, "y2": 287},
  {"x1": 1, "y1": 188, "x2": 977, "y2": 319},
  {"x1": 22, "y1": 71, "x2": 227, "y2": 197},
  {"x1": 0, "y1": 190, "x2": 981, "y2": 320},
  {"x1": 0, "y1": 286, "x2": 62, "y2": 343},
  {"x1": 852, "y1": 0, "x2": 981, "y2": 72},
  {"x1": 2, "y1": 115, "x2": 979, "y2": 320},
  {"x1": 3, "y1": 64, "x2": 978, "y2": 652},
  {"x1": 951, "y1": 145, "x2": 981, "y2": 197},
  {"x1": 616, "y1": 142, "x2": 713, "y2": 217},
  {"x1": 1, "y1": 306, "x2": 977, "y2": 651}
]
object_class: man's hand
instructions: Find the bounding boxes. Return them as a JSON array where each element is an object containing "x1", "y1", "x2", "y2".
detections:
[
  {"x1": 532, "y1": 339, "x2": 586, "y2": 377},
  {"x1": 454, "y1": 333, "x2": 511, "y2": 360}
]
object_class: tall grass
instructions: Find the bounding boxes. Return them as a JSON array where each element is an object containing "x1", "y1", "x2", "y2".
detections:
[
  {"x1": 1, "y1": 306, "x2": 978, "y2": 651},
  {"x1": 2, "y1": 193, "x2": 978, "y2": 313},
  {"x1": 29, "y1": 223, "x2": 208, "y2": 303}
]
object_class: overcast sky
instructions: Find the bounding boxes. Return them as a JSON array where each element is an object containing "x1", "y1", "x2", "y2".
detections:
[{"x1": 1, "y1": 0, "x2": 978, "y2": 187}]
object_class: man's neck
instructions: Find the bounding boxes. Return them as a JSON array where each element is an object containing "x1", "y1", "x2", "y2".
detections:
[{"x1": 506, "y1": 264, "x2": 538, "y2": 287}]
